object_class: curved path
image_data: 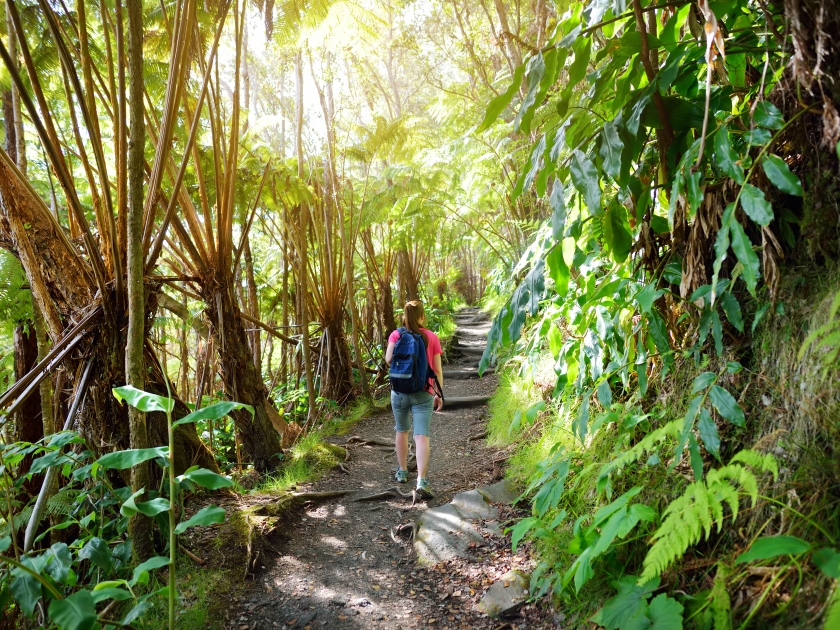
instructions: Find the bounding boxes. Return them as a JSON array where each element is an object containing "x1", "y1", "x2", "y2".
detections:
[{"x1": 226, "y1": 309, "x2": 548, "y2": 629}]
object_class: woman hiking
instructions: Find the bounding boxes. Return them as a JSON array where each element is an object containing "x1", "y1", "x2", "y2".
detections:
[{"x1": 385, "y1": 300, "x2": 444, "y2": 499}]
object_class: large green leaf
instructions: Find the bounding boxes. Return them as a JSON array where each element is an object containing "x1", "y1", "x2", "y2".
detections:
[
  {"x1": 78, "y1": 537, "x2": 113, "y2": 572},
  {"x1": 591, "y1": 576, "x2": 660, "y2": 630},
  {"x1": 96, "y1": 446, "x2": 169, "y2": 470},
  {"x1": 120, "y1": 489, "x2": 170, "y2": 518},
  {"x1": 122, "y1": 601, "x2": 155, "y2": 625},
  {"x1": 762, "y1": 154, "x2": 803, "y2": 196},
  {"x1": 708, "y1": 385, "x2": 745, "y2": 427},
  {"x1": 633, "y1": 593, "x2": 685, "y2": 630},
  {"x1": 813, "y1": 548, "x2": 840, "y2": 579},
  {"x1": 740, "y1": 184, "x2": 773, "y2": 225},
  {"x1": 48, "y1": 590, "x2": 98, "y2": 630},
  {"x1": 174, "y1": 505, "x2": 226, "y2": 534},
  {"x1": 546, "y1": 248, "x2": 569, "y2": 297},
  {"x1": 697, "y1": 408, "x2": 720, "y2": 460},
  {"x1": 645, "y1": 311, "x2": 670, "y2": 356},
  {"x1": 515, "y1": 53, "x2": 546, "y2": 133},
  {"x1": 524, "y1": 259, "x2": 546, "y2": 316},
  {"x1": 753, "y1": 101, "x2": 784, "y2": 130},
  {"x1": 599, "y1": 118, "x2": 624, "y2": 178},
  {"x1": 713, "y1": 128, "x2": 745, "y2": 184},
  {"x1": 626, "y1": 93, "x2": 650, "y2": 136},
  {"x1": 711, "y1": 203, "x2": 735, "y2": 295},
  {"x1": 130, "y1": 555, "x2": 170, "y2": 587},
  {"x1": 691, "y1": 372, "x2": 717, "y2": 393},
  {"x1": 477, "y1": 63, "x2": 525, "y2": 132},
  {"x1": 10, "y1": 560, "x2": 43, "y2": 617},
  {"x1": 719, "y1": 292, "x2": 744, "y2": 332},
  {"x1": 570, "y1": 150, "x2": 601, "y2": 215},
  {"x1": 568, "y1": 37, "x2": 591, "y2": 87},
  {"x1": 642, "y1": 96, "x2": 704, "y2": 130},
  {"x1": 112, "y1": 386, "x2": 174, "y2": 413},
  {"x1": 90, "y1": 587, "x2": 133, "y2": 604},
  {"x1": 549, "y1": 179, "x2": 567, "y2": 241},
  {"x1": 179, "y1": 468, "x2": 233, "y2": 490},
  {"x1": 509, "y1": 517, "x2": 540, "y2": 552},
  {"x1": 736, "y1": 535, "x2": 811, "y2": 563},
  {"x1": 44, "y1": 543, "x2": 74, "y2": 585},
  {"x1": 635, "y1": 283, "x2": 664, "y2": 314},
  {"x1": 604, "y1": 202, "x2": 632, "y2": 262},
  {"x1": 728, "y1": 218, "x2": 759, "y2": 296},
  {"x1": 173, "y1": 401, "x2": 254, "y2": 427}
]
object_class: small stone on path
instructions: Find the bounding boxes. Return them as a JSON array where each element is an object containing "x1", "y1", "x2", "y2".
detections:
[{"x1": 476, "y1": 570, "x2": 529, "y2": 618}]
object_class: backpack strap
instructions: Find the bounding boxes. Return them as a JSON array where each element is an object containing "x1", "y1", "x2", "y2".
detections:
[{"x1": 430, "y1": 371, "x2": 445, "y2": 403}]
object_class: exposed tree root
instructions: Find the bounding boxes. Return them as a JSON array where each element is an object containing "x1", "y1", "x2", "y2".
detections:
[
  {"x1": 354, "y1": 486, "x2": 416, "y2": 502},
  {"x1": 390, "y1": 521, "x2": 416, "y2": 543},
  {"x1": 179, "y1": 544, "x2": 206, "y2": 565},
  {"x1": 345, "y1": 435, "x2": 393, "y2": 447}
]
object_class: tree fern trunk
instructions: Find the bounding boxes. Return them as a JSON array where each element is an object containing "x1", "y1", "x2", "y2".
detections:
[{"x1": 126, "y1": 0, "x2": 154, "y2": 563}]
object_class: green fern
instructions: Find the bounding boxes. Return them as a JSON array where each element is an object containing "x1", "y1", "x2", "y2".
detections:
[
  {"x1": 45, "y1": 488, "x2": 82, "y2": 518},
  {"x1": 640, "y1": 450, "x2": 778, "y2": 582},
  {"x1": 596, "y1": 418, "x2": 683, "y2": 492}
]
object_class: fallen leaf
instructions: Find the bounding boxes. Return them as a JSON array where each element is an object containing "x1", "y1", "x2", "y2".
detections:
[
  {"x1": 453, "y1": 590, "x2": 462, "y2": 597},
  {"x1": 338, "y1": 615, "x2": 348, "y2": 620},
  {"x1": 373, "y1": 586, "x2": 380, "y2": 591}
]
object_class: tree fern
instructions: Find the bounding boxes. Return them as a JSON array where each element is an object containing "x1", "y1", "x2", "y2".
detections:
[{"x1": 640, "y1": 450, "x2": 778, "y2": 582}]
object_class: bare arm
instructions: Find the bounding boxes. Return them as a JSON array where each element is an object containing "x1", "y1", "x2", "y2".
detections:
[
  {"x1": 385, "y1": 341, "x2": 396, "y2": 366},
  {"x1": 433, "y1": 354, "x2": 444, "y2": 410}
]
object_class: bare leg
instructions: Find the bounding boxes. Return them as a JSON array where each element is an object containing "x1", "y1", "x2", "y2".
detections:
[
  {"x1": 395, "y1": 431, "x2": 409, "y2": 470},
  {"x1": 414, "y1": 434, "x2": 430, "y2": 479}
]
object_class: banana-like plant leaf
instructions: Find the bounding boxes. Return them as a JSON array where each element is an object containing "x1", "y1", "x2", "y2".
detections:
[
  {"x1": 112, "y1": 386, "x2": 174, "y2": 413},
  {"x1": 173, "y1": 400, "x2": 254, "y2": 427},
  {"x1": 179, "y1": 468, "x2": 233, "y2": 490},
  {"x1": 96, "y1": 447, "x2": 169, "y2": 470},
  {"x1": 48, "y1": 590, "x2": 98, "y2": 630},
  {"x1": 174, "y1": 505, "x2": 226, "y2": 534}
]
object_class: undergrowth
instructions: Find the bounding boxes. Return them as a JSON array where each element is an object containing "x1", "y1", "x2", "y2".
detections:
[{"x1": 487, "y1": 267, "x2": 840, "y2": 629}]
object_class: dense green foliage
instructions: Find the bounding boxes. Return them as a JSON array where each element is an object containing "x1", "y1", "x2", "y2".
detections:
[{"x1": 477, "y1": 0, "x2": 840, "y2": 626}]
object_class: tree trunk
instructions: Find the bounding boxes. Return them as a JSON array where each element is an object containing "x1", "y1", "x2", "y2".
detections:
[
  {"x1": 14, "y1": 320, "x2": 42, "y2": 493},
  {"x1": 6, "y1": 2, "x2": 25, "y2": 173},
  {"x1": 205, "y1": 282, "x2": 281, "y2": 472},
  {"x1": 244, "y1": 237, "x2": 261, "y2": 373},
  {"x1": 126, "y1": 0, "x2": 154, "y2": 562},
  {"x1": 295, "y1": 50, "x2": 317, "y2": 420}
]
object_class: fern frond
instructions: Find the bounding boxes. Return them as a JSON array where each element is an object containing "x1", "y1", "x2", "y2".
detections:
[
  {"x1": 730, "y1": 449, "x2": 778, "y2": 481},
  {"x1": 640, "y1": 451, "x2": 774, "y2": 582},
  {"x1": 597, "y1": 418, "x2": 682, "y2": 487},
  {"x1": 45, "y1": 489, "x2": 82, "y2": 518}
]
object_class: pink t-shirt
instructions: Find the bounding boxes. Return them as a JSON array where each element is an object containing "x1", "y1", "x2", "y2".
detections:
[{"x1": 388, "y1": 327, "x2": 442, "y2": 392}]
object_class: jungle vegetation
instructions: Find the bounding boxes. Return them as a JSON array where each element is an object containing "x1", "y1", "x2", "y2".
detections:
[{"x1": 0, "y1": 0, "x2": 837, "y2": 627}]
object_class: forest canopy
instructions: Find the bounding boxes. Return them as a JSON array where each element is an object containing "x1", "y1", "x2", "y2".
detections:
[{"x1": 0, "y1": 0, "x2": 838, "y2": 627}]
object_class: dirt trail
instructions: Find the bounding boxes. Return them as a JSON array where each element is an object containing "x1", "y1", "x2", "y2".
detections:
[{"x1": 226, "y1": 309, "x2": 550, "y2": 630}]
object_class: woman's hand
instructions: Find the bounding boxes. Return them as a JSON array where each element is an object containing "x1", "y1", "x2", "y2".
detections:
[{"x1": 433, "y1": 395, "x2": 443, "y2": 411}]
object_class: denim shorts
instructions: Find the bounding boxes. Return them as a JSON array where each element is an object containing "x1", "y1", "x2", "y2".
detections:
[{"x1": 391, "y1": 390, "x2": 434, "y2": 436}]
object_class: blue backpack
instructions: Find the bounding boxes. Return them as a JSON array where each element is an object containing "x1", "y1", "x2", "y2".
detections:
[{"x1": 389, "y1": 328, "x2": 430, "y2": 394}]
